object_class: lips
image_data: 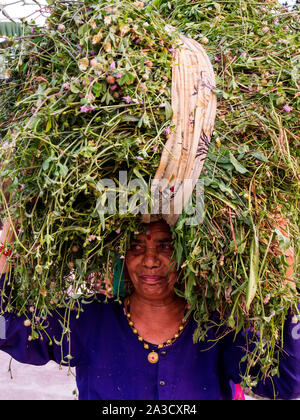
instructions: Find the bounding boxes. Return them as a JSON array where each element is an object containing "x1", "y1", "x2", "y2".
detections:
[{"x1": 138, "y1": 275, "x2": 167, "y2": 284}]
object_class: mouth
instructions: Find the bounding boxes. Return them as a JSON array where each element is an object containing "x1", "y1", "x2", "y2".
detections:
[{"x1": 138, "y1": 275, "x2": 167, "y2": 285}]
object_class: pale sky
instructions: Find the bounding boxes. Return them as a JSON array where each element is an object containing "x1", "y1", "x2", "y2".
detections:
[{"x1": 0, "y1": 0, "x2": 49, "y2": 24}]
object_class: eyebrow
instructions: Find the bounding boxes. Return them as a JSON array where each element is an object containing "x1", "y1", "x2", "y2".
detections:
[{"x1": 131, "y1": 237, "x2": 173, "y2": 243}]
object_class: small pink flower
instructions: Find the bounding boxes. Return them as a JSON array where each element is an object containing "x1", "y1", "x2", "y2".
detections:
[
  {"x1": 109, "y1": 61, "x2": 116, "y2": 70},
  {"x1": 115, "y1": 229, "x2": 120, "y2": 234},
  {"x1": 122, "y1": 96, "x2": 132, "y2": 104},
  {"x1": 164, "y1": 127, "x2": 172, "y2": 135},
  {"x1": 115, "y1": 73, "x2": 123, "y2": 79},
  {"x1": 144, "y1": 59, "x2": 153, "y2": 67},
  {"x1": 80, "y1": 105, "x2": 96, "y2": 113},
  {"x1": 90, "y1": 58, "x2": 98, "y2": 67},
  {"x1": 88, "y1": 235, "x2": 96, "y2": 241},
  {"x1": 63, "y1": 82, "x2": 70, "y2": 90},
  {"x1": 152, "y1": 145, "x2": 158, "y2": 152},
  {"x1": 135, "y1": 156, "x2": 144, "y2": 161},
  {"x1": 109, "y1": 84, "x2": 118, "y2": 91},
  {"x1": 283, "y1": 104, "x2": 292, "y2": 113},
  {"x1": 86, "y1": 92, "x2": 95, "y2": 102}
]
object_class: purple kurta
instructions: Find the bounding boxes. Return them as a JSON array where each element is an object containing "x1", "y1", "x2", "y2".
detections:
[{"x1": 1, "y1": 273, "x2": 300, "y2": 400}]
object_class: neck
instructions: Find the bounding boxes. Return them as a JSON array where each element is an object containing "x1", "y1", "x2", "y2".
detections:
[
  {"x1": 128, "y1": 292, "x2": 186, "y2": 332},
  {"x1": 126, "y1": 292, "x2": 187, "y2": 345}
]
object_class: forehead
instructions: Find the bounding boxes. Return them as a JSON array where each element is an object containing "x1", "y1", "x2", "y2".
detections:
[{"x1": 134, "y1": 221, "x2": 172, "y2": 240}]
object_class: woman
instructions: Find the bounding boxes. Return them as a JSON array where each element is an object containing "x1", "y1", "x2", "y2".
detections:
[{"x1": 0, "y1": 218, "x2": 300, "y2": 400}]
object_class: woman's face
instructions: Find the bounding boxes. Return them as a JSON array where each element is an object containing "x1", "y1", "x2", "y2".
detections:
[{"x1": 125, "y1": 221, "x2": 178, "y2": 302}]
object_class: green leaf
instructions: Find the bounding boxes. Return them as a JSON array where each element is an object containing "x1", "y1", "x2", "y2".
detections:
[
  {"x1": 133, "y1": 166, "x2": 144, "y2": 179},
  {"x1": 251, "y1": 152, "x2": 268, "y2": 162},
  {"x1": 207, "y1": 151, "x2": 230, "y2": 164},
  {"x1": 45, "y1": 118, "x2": 52, "y2": 133},
  {"x1": 78, "y1": 146, "x2": 97, "y2": 158},
  {"x1": 218, "y1": 181, "x2": 234, "y2": 197},
  {"x1": 274, "y1": 228, "x2": 290, "y2": 253},
  {"x1": 42, "y1": 156, "x2": 57, "y2": 171},
  {"x1": 71, "y1": 293, "x2": 82, "y2": 299},
  {"x1": 118, "y1": 72, "x2": 135, "y2": 86},
  {"x1": 164, "y1": 101, "x2": 173, "y2": 120},
  {"x1": 31, "y1": 330, "x2": 39, "y2": 340},
  {"x1": 70, "y1": 83, "x2": 80, "y2": 94},
  {"x1": 121, "y1": 114, "x2": 139, "y2": 122},
  {"x1": 246, "y1": 227, "x2": 259, "y2": 310},
  {"x1": 263, "y1": 315, "x2": 274, "y2": 323},
  {"x1": 44, "y1": 234, "x2": 54, "y2": 245},
  {"x1": 212, "y1": 2, "x2": 221, "y2": 13},
  {"x1": 92, "y1": 82, "x2": 103, "y2": 97},
  {"x1": 75, "y1": 259, "x2": 84, "y2": 276},
  {"x1": 78, "y1": 23, "x2": 90, "y2": 36},
  {"x1": 57, "y1": 162, "x2": 68, "y2": 177},
  {"x1": 229, "y1": 152, "x2": 248, "y2": 174},
  {"x1": 117, "y1": 74, "x2": 129, "y2": 86}
]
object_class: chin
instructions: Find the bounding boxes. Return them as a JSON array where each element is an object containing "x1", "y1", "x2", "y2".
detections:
[{"x1": 138, "y1": 284, "x2": 175, "y2": 299}]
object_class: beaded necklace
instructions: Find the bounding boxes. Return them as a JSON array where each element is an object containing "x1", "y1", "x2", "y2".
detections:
[{"x1": 124, "y1": 297, "x2": 190, "y2": 364}]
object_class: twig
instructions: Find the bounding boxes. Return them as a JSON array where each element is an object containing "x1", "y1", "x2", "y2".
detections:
[{"x1": 228, "y1": 207, "x2": 237, "y2": 253}]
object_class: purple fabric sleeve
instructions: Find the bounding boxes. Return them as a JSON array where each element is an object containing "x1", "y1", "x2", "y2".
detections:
[
  {"x1": 0, "y1": 272, "x2": 85, "y2": 367},
  {"x1": 253, "y1": 309, "x2": 300, "y2": 399},
  {"x1": 221, "y1": 309, "x2": 300, "y2": 400}
]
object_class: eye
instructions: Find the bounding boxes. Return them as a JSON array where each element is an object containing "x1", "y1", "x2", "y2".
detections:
[
  {"x1": 159, "y1": 243, "x2": 173, "y2": 251},
  {"x1": 129, "y1": 243, "x2": 144, "y2": 252}
]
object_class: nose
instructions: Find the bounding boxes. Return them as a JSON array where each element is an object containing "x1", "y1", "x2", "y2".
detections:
[{"x1": 142, "y1": 247, "x2": 160, "y2": 269}]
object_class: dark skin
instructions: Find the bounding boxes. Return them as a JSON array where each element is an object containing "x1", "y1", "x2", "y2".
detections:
[{"x1": 125, "y1": 220, "x2": 186, "y2": 345}]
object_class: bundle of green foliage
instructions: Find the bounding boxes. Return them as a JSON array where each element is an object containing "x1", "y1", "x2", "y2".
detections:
[{"x1": 0, "y1": 0, "x2": 299, "y2": 390}]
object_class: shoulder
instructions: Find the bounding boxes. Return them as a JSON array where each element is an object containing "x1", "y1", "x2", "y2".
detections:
[{"x1": 73, "y1": 293, "x2": 124, "y2": 321}]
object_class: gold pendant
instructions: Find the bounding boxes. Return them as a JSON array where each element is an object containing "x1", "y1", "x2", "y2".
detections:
[{"x1": 148, "y1": 351, "x2": 159, "y2": 364}]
